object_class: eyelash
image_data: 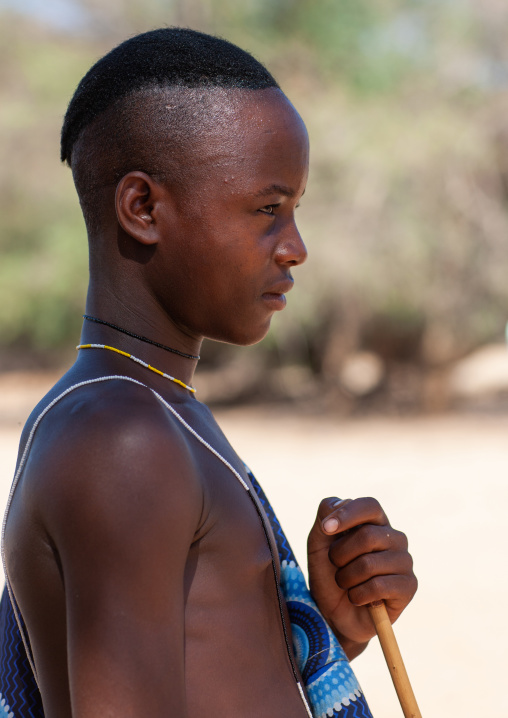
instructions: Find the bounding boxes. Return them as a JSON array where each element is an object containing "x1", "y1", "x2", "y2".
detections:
[{"x1": 258, "y1": 203, "x2": 301, "y2": 216}]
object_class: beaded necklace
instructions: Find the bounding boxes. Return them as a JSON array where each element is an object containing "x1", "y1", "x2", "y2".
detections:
[{"x1": 76, "y1": 344, "x2": 196, "y2": 393}]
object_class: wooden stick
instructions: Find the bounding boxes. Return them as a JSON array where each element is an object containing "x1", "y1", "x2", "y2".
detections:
[{"x1": 368, "y1": 601, "x2": 422, "y2": 718}]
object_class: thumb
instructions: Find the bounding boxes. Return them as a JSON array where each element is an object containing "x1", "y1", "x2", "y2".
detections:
[{"x1": 307, "y1": 497, "x2": 352, "y2": 555}]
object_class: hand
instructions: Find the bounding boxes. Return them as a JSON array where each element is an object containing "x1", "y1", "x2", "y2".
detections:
[{"x1": 307, "y1": 497, "x2": 417, "y2": 660}]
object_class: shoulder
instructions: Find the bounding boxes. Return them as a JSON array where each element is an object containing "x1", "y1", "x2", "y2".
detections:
[
  {"x1": 23, "y1": 377, "x2": 204, "y2": 547},
  {"x1": 30, "y1": 376, "x2": 195, "y2": 460}
]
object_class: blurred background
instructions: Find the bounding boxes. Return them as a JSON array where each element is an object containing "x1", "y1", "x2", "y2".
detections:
[
  {"x1": 1, "y1": 1, "x2": 508, "y2": 716},
  {"x1": 1, "y1": 0, "x2": 508, "y2": 411}
]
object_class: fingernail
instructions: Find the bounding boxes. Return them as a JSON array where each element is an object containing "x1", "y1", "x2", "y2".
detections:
[{"x1": 323, "y1": 517, "x2": 340, "y2": 533}]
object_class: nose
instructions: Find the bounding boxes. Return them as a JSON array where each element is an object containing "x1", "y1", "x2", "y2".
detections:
[{"x1": 274, "y1": 219, "x2": 308, "y2": 267}]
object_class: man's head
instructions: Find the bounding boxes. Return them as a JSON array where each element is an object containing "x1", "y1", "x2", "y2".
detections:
[
  {"x1": 61, "y1": 28, "x2": 280, "y2": 235},
  {"x1": 64, "y1": 28, "x2": 309, "y2": 346}
]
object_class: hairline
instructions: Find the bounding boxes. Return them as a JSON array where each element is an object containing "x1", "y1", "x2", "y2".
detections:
[{"x1": 67, "y1": 84, "x2": 286, "y2": 169}]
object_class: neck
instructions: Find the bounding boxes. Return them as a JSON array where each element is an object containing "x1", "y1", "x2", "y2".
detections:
[
  {"x1": 82, "y1": 315, "x2": 201, "y2": 360},
  {"x1": 81, "y1": 296, "x2": 202, "y2": 390}
]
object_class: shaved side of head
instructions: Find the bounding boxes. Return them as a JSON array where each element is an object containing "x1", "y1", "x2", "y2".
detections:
[{"x1": 61, "y1": 28, "x2": 280, "y2": 237}]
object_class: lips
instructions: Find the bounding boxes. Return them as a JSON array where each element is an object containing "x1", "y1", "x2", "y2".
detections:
[
  {"x1": 261, "y1": 277, "x2": 294, "y2": 311},
  {"x1": 262, "y1": 277, "x2": 294, "y2": 298}
]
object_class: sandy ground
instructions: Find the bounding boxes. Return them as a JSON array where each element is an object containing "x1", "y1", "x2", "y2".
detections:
[{"x1": 1, "y1": 377, "x2": 507, "y2": 717}]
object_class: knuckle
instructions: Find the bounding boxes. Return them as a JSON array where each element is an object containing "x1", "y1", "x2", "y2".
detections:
[
  {"x1": 355, "y1": 524, "x2": 380, "y2": 551},
  {"x1": 365, "y1": 496, "x2": 383, "y2": 513},
  {"x1": 356, "y1": 552, "x2": 376, "y2": 578},
  {"x1": 392, "y1": 549, "x2": 414, "y2": 573},
  {"x1": 402, "y1": 554, "x2": 414, "y2": 576},
  {"x1": 357, "y1": 496, "x2": 388, "y2": 525},
  {"x1": 408, "y1": 573, "x2": 418, "y2": 597},
  {"x1": 393, "y1": 529, "x2": 409, "y2": 550}
]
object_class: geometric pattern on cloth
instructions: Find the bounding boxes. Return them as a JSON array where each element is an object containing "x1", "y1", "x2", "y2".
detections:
[
  {"x1": 247, "y1": 468, "x2": 374, "y2": 718},
  {"x1": 317, "y1": 694, "x2": 373, "y2": 718},
  {"x1": 0, "y1": 589, "x2": 44, "y2": 718}
]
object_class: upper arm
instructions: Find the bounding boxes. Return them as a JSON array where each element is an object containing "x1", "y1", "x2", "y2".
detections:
[{"x1": 36, "y1": 386, "x2": 203, "y2": 717}]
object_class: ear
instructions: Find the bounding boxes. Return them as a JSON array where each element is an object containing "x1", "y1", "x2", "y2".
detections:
[{"x1": 115, "y1": 171, "x2": 164, "y2": 246}]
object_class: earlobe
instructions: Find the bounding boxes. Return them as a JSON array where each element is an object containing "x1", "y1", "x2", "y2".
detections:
[{"x1": 115, "y1": 171, "x2": 159, "y2": 246}]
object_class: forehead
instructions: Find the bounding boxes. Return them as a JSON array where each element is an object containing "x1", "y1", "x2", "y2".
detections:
[{"x1": 175, "y1": 87, "x2": 309, "y2": 192}]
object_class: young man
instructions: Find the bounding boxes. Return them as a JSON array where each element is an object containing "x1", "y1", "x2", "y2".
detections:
[{"x1": 0, "y1": 29, "x2": 417, "y2": 718}]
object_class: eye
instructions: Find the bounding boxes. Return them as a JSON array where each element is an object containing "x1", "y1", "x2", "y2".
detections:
[{"x1": 259, "y1": 204, "x2": 279, "y2": 215}]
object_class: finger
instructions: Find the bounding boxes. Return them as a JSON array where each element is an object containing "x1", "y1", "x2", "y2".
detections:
[
  {"x1": 334, "y1": 549, "x2": 414, "y2": 591},
  {"x1": 308, "y1": 497, "x2": 352, "y2": 556},
  {"x1": 328, "y1": 525, "x2": 409, "y2": 568},
  {"x1": 321, "y1": 498, "x2": 353, "y2": 534},
  {"x1": 320, "y1": 496, "x2": 390, "y2": 536},
  {"x1": 347, "y1": 573, "x2": 418, "y2": 611}
]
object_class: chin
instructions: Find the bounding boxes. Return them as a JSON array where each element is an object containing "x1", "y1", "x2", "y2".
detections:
[{"x1": 208, "y1": 320, "x2": 272, "y2": 347}]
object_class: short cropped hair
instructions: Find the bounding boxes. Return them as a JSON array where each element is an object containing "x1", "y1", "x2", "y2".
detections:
[{"x1": 61, "y1": 28, "x2": 279, "y2": 235}]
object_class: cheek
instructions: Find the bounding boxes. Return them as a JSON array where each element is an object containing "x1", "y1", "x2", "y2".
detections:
[{"x1": 150, "y1": 206, "x2": 268, "y2": 328}]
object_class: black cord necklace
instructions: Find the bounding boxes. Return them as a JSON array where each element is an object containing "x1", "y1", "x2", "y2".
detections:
[{"x1": 83, "y1": 315, "x2": 200, "y2": 361}]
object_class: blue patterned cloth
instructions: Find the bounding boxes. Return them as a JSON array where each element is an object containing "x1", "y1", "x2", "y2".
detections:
[
  {"x1": 248, "y1": 469, "x2": 373, "y2": 718},
  {"x1": 0, "y1": 590, "x2": 43, "y2": 718}
]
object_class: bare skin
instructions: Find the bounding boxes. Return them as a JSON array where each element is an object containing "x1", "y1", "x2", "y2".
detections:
[{"x1": 4, "y1": 88, "x2": 417, "y2": 717}]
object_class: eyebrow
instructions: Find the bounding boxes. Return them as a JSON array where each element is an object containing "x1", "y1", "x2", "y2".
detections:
[{"x1": 253, "y1": 184, "x2": 303, "y2": 199}]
